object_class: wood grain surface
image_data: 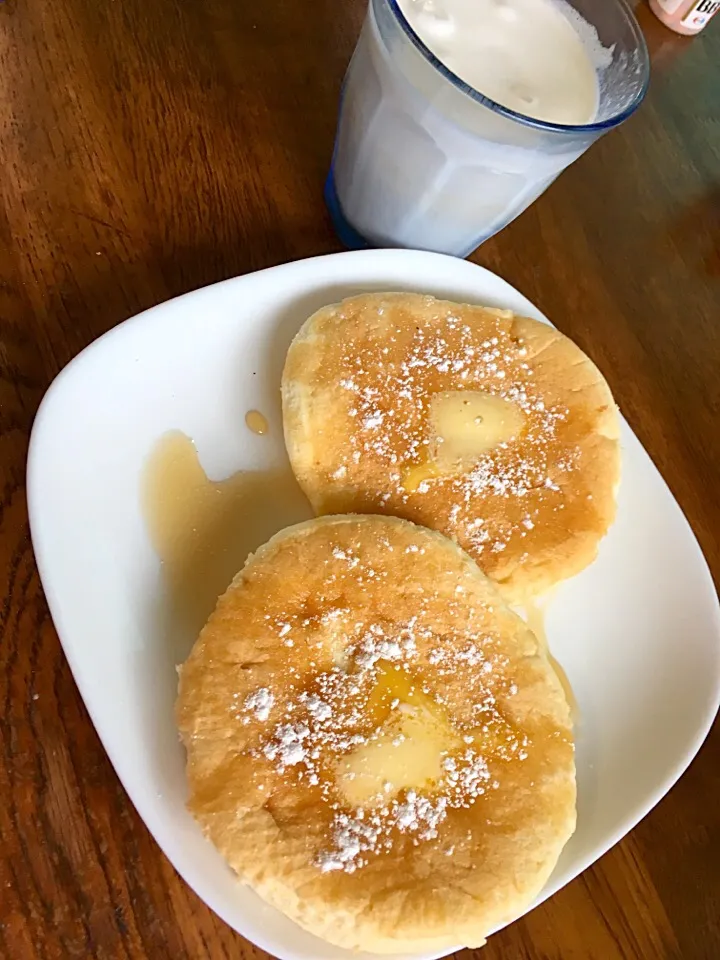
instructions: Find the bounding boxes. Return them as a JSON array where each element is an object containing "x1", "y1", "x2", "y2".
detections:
[{"x1": 1, "y1": 0, "x2": 718, "y2": 957}]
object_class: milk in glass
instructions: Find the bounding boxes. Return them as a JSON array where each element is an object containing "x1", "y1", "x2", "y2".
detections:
[{"x1": 329, "y1": 0, "x2": 614, "y2": 255}]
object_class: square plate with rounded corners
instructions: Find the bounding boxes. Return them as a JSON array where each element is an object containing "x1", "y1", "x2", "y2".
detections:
[{"x1": 28, "y1": 250, "x2": 720, "y2": 960}]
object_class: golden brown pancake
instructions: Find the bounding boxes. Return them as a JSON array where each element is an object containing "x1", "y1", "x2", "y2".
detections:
[
  {"x1": 282, "y1": 293, "x2": 620, "y2": 600},
  {"x1": 176, "y1": 515, "x2": 575, "y2": 953}
]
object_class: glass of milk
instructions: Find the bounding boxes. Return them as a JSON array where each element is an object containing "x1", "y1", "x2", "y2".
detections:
[{"x1": 325, "y1": 0, "x2": 649, "y2": 257}]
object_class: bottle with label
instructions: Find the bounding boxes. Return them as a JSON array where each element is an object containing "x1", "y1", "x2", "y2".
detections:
[{"x1": 649, "y1": 0, "x2": 720, "y2": 34}]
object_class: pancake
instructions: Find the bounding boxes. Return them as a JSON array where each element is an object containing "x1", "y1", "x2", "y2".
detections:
[
  {"x1": 282, "y1": 293, "x2": 620, "y2": 600},
  {"x1": 176, "y1": 515, "x2": 575, "y2": 953}
]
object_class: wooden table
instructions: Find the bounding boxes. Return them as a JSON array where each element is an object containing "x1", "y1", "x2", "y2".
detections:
[{"x1": 1, "y1": 1, "x2": 718, "y2": 957}]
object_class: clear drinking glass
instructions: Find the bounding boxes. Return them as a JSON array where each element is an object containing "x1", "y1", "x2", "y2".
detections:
[{"x1": 325, "y1": 0, "x2": 650, "y2": 257}]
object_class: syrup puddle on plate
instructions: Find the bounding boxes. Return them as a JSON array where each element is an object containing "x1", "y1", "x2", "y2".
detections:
[
  {"x1": 245, "y1": 409, "x2": 269, "y2": 435},
  {"x1": 143, "y1": 430, "x2": 312, "y2": 650}
]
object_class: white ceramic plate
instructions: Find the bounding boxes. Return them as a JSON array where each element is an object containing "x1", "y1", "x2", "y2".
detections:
[{"x1": 28, "y1": 250, "x2": 720, "y2": 960}]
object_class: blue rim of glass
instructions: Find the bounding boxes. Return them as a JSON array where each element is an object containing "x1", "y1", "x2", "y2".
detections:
[{"x1": 384, "y1": 0, "x2": 651, "y2": 135}]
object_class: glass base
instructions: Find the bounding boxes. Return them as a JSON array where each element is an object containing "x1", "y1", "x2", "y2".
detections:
[
  {"x1": 324, "y1": 165, "x2": 490, "y2": 258},
  {"x1": 324, "y1": 168, "x2": 372, "y2": 251}
]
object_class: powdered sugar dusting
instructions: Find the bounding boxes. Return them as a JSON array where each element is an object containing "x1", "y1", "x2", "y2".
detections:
[
  {"x1": 243, "y1": 687, "x2": 274, "y2": 722},
  {"x1": 238, "y1": 560, "x2": 529, "y2": 875},
  {"x1": 325, "y1": 299, "x2": 580, "y2": 561}
]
